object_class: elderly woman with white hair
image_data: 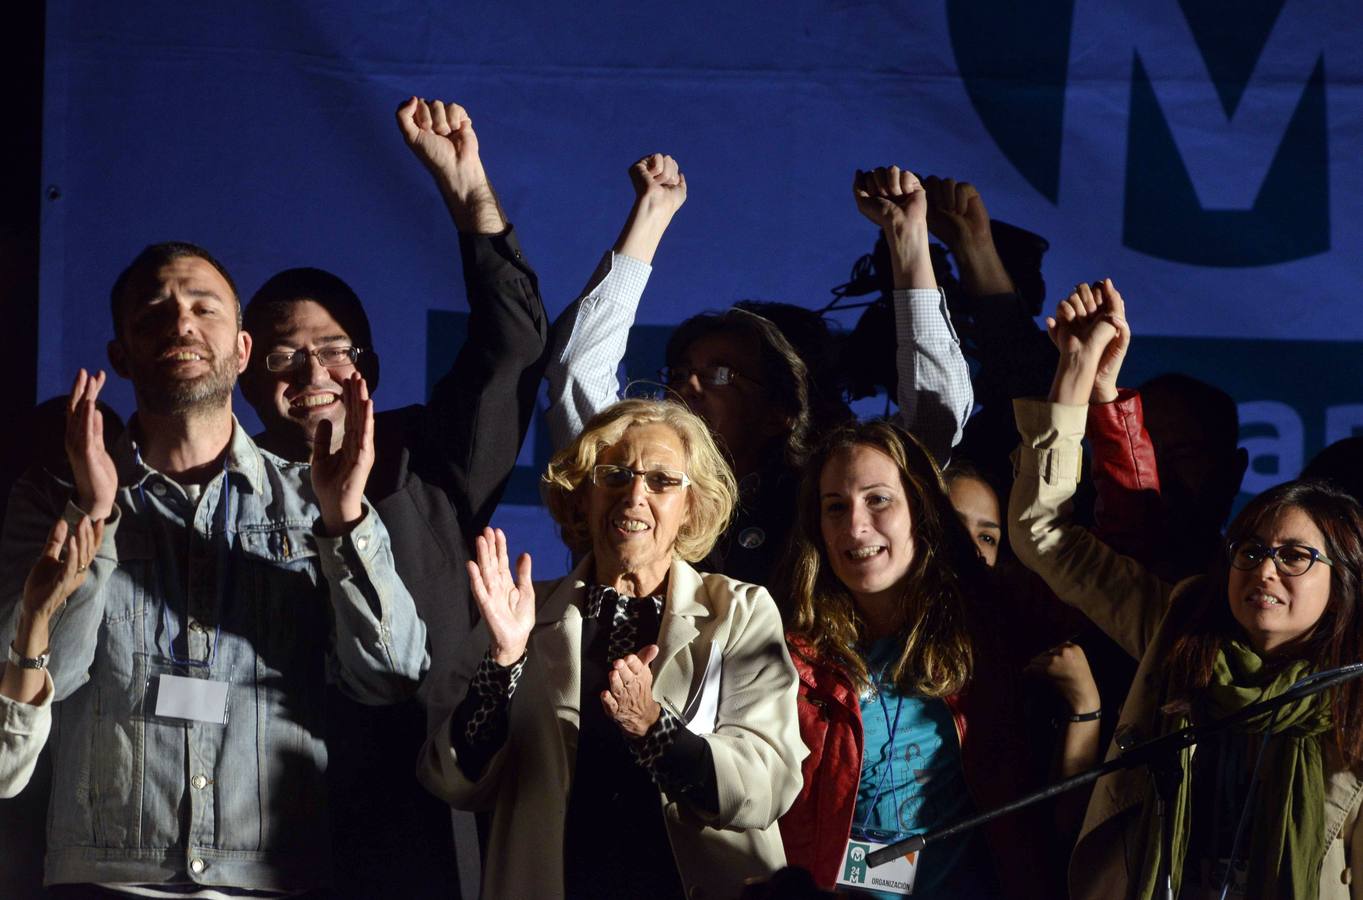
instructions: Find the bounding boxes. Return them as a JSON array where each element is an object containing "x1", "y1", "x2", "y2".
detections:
[{"x1": 419, "y1": 399, "x2": 805, "y2": 900}]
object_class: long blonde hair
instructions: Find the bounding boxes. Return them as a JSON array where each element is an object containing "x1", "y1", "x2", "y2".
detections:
[{"x1": 786, "y1": 420, "x2": 983, "y2": 697}]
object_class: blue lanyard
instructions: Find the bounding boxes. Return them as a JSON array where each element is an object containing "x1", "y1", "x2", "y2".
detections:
[
  {"x1": 134, "y1": 449, "x2": 233, "y2": 670},
  {"x1": 859, "y1": 664, "x2": 907, "y2": 836}
]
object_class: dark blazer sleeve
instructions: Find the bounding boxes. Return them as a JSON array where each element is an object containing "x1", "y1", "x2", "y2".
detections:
[{"x1": 416, "y1": 226, "x2": 549, "y2": 537}]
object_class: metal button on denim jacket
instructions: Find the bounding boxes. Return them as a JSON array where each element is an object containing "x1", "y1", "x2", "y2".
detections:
[{"x1": 1, "y1": 421, "x2": 428, "y2": 891}]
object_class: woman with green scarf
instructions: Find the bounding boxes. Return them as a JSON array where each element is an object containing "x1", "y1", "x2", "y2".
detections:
[{"x1": 1009, "y1": 279, "x2": 1363, "y2": 900}]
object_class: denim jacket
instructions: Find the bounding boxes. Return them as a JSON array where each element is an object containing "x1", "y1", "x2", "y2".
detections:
[{"x1": 0, "y1": 420, "x2": 429, "y2": 891}]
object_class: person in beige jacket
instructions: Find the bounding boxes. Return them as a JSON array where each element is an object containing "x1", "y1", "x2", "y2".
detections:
[
  {"x1": 419, "y1": 399, "x2": 804, "y2": 900},
  {"x1": 1010, "y1": 280, "x2": 1362, "y2": 900}
]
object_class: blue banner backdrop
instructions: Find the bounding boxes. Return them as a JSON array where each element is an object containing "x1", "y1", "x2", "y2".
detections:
[{"x1": 41, "y1": 0, "x2": 1363, "y2": 579}]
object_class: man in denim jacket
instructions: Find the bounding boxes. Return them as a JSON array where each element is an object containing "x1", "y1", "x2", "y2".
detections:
[{"x1": 0, "y1": 242, "x2": 428, "y2": 893}]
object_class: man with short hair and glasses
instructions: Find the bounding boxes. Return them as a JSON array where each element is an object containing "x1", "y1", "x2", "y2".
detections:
[{"x1": 238, "y1": 97, "x2": 548, "y2": 898}]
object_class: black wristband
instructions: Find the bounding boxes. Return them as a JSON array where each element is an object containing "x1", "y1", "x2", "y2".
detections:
[{"x1": 1063, "y1": 708, "x2": 1102, "y2": 723}]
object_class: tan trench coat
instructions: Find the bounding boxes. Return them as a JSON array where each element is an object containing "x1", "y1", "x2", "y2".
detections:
[{"x1": 1009, "y1": 399, "x2": 1362, "y2": 900}]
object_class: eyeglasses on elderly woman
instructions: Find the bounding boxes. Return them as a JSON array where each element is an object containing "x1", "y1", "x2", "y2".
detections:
[{"x1": 591, "y1": 464, "x2": 691, "y2": 493}]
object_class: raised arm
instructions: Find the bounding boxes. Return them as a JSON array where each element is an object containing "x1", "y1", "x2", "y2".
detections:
[
  {"x1": 545, "y1": 154, "x2": 686, "y2": 449},
  {"x1": 396, "y1": 97, "x2": 549, "y2": 533},
  {"x1": 397, "y1": 96, "x2": 505, "y2": 235},
  {"x1": 1009, "y1": 282, "x2": 1173, "y2": 661},
  {"x1": 854, "y1": 166, "x2": 973, "y2": 465},
  {"x1": 924, "y1": 176, "x2": 1056, "y2": 404},
  {"x1": 1078, "y1": 279, "x2": 1165, "y2": 561}
]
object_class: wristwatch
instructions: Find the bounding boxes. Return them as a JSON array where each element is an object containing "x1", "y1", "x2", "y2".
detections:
[{"x1": 7, "y1": 642, "x2": 50, "y2": 670}]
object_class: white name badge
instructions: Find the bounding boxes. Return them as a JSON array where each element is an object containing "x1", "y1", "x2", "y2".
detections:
[
  {"x1": 835, "y1": 837, "x2": 919, "y2": 896},
  {"x1": 154, "y1": 674, "x2": 230, "y2": 724}
]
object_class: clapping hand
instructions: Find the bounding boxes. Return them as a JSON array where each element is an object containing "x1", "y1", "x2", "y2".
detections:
[
  {"x1": 310, "y1": 373, "x2": 374, "y2": 534},
  {"x1": 467, "y1": 528, "x2": 535, "y2": 667},
  {"x1": 22, "y1": 516, "x2": 101, "y2": 625},
  {"x1": 602, "y1": 644, "x2": 662, "y2": 738},
  {"x1": 65, "y1": 369, "x2": 117, "y2": 521}
]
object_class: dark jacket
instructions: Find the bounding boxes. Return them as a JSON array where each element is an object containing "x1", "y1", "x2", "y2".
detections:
[{"x1": 311, "y1": 228, "x2": 548, "y2": 899}]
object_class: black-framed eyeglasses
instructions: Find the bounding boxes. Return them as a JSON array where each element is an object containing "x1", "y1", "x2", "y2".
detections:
[
  {"x1": 657, "y1": 365, "x2": 760, "y2": 389},
  {"x1": 591, "y1": 464, "x2": 691, "y2": 494},
  {"x1": 1228, "y1": 541, "x2": 1334, "y2": 577},
  {"x1": 264, "y1": 346, "x2": 364, "y2": 373}
]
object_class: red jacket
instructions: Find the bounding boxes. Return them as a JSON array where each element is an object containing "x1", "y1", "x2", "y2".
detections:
[
  {"x1": 779, "y1": 635, "x2": 1048, "y2": 899},
  {"x1": 1087, "y1": 388, "x2": 1162, "y2": 560},
  {"x1": 778, "y1": 392, "x2": 1161, "y2": 896}
]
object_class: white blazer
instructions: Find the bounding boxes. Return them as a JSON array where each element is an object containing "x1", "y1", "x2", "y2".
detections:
[{"x1": 418, "y1": 556, "x2": 806, "y2": 900}]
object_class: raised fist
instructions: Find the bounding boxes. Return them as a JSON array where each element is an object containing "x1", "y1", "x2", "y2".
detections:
[
  {"x1": 1024, "y1": 641, "x2": 1100, "y2": 715},
  {"x1": 629, "y1": 153, "x2": 687, "y2": 220},
  {"x1": 853, "y1": 166, "x2": 927, "y2": 233},
  {"x1": 397, "y1": 97, "x2": 504, "y2": 232},
  {"x1": 1046, "y1": 279, "x2": 1131, "y2": 404},
  {"x1": 396, "y1": 97, "x2": 485, "y2": 195},
  {"x1": 922, "y1": 176, "x2": 992, "y2": 251}
]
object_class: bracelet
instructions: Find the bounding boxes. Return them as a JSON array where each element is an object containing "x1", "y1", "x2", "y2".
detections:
[{"x1": 1064, "y1": 708, "x2": 1102, "y2": 723}]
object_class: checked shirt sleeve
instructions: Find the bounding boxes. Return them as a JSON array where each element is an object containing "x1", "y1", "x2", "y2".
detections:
[{"x1": 889, "y1": 287, "x2": 974, "y2": 467}]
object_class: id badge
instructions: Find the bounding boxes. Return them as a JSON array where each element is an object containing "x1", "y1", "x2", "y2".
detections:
[
  {"x1": 835, "y1": 835, "x2": 919, "y2": 896},
  {"x1": 143, "y1": 661, "x2": 230, "y2": 725}
]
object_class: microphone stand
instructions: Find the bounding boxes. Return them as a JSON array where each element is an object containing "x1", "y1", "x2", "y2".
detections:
[{"x1": 866, "y1": 663, "x2": 1363, "y2": 878}]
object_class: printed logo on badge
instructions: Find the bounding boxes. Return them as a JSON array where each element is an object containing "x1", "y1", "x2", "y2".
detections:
[
  {"x1": 835, "y1": 837, "x2": 919, "y2": 895},
  {"x1": 841, "y1": 842, "x2": 870, "y2": 885}
]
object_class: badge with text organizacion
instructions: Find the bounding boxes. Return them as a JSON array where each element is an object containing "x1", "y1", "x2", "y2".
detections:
[{"x1": 835, "y1": 837, "x2": 918, "y2": 895}]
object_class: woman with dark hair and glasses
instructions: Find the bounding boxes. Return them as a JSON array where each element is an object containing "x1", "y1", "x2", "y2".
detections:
[
  {"x1": 545, "y1": 160, "x2": 973, "y2": 591},
  {"x1": 1011, "y1": 280, "x2": 1363, "y2": 899}
]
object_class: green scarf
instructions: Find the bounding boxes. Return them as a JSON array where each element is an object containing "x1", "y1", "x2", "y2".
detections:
[{"x1": 1135, "y1": 640, "x2": 1332, "y2": 900}]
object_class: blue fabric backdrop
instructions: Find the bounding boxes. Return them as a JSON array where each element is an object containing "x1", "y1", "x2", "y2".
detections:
[{"x1": 40, "y1": 0, "x2": 1363, "y2": 577}]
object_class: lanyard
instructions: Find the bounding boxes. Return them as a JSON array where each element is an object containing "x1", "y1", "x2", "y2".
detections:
[
  {"x1": 859, "y1": 662, "x2": 907, "y2": 837},
  {"x1": 134, "y1": 449, "x2": 233, "y2": 670}
]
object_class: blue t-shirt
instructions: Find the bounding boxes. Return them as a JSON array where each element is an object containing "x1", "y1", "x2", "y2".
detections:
[{"x1": 849, "y1": 637, "x2": 997, "y2": 898}]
